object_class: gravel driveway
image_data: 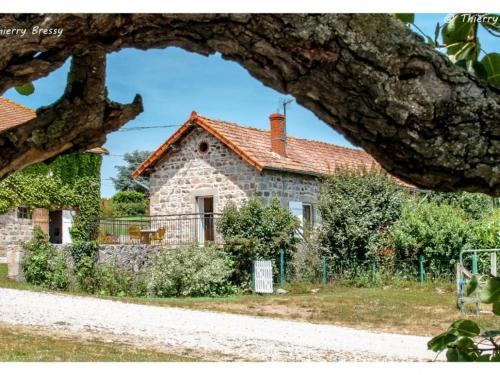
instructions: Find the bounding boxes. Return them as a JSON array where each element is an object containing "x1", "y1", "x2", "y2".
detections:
[{"x1": 0, "y1": 288, "x2": 439, "y2": 361}]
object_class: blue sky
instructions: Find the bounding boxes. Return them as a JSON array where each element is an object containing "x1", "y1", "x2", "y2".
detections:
[{"x1": 5, "y1": 14, "x2": 498, "y2": 197}]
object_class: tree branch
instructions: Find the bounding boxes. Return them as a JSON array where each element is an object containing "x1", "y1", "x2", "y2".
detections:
[
  {"x1": 0, "y1": 14, "x2": 498, "y2": 195},
  {"x1": 0, "y1": 46, "x2": 143, "y2": 178}
]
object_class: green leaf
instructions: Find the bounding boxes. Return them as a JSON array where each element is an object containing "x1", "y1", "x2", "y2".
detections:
[
  {"x1": 453, "y1": 43, "x2": 477, "y2": 62},
  {"x1": 434, "y1": 22, "x2": 440, "y2": 44},
  {"x1": 493, "y1": 301, "x2": 500, "y2": 315},
  {"x1": 393, "y1": 13, "x2": 415, "y2": 24},
  {"x1": 14, "y1": 82, "x2": 35, "y2": 96},
  {"x1": 455, "y1": 336, "x2": 475, "y2": 351},
  {"x1": 466, "y1": 275, "x2": 479, "y2": 296},
  {"x1": 450, "y1": 320, "x2": 480, "y2": 337},
  {"x1": 480, "y1": 53, "x2": 500, "y2": 86},
  {"x1": 480, "y1": 276, "x2": 500, "y2": 303},
  {"x1": 442, "y1": 14, "x2": 475, "y2": 45},
  {"x1": 428, "y1": 332, "x2": 458, "y2": 351},
  {"x1": 476, "y1": 354, "x2": 493, "y2": 362},
  {"x1": 480, "y1": 14, "x2": 500, "y2": 33},
  {"x1": 482, "y1": 330, "x2": 500, "y2": 338},
  {"x1": 447, "y1": 348, "x2": 474, "y2": 362},
  {"x1": 471, "y1": 60, "x2": 488, "y2": 80},
  {"x1": 446, "y1": 348, "x2": 459, "y2": 361}
]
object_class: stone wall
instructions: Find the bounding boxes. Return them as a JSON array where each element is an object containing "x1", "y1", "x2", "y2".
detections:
[
  {"x1": 257, "y1": 170, "x2": 321, "y2": 222},
  {"x1": 98, "y1": 244, "x2": 164, "y2": 273},
  {"x1": 150, "y1": 127, "x2": 259, "y2": 215},
  {"x1": 51, "y1": 244, "x2": 164, "y2": 274},
  {"x1": 0, "y1": 210, "x2": 34, "y2": 260},
  {"x1": 149, "y1": 125, "x2": 323, "y2": 219}
]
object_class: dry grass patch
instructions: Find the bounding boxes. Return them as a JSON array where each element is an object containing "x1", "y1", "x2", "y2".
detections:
[{"x1": 0, "y1": 323, "x2": 196, "y2": 362}]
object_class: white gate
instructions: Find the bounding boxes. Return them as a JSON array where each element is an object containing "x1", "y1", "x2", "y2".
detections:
[{"x1": 253, "y1": 260, "x2": 273, "y2": 293}]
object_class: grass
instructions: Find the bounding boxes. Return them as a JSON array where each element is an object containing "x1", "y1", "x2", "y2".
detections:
[
  {"x1": 1, "y1": 264, "x2": 498, "y2": 337},
  {"x1": 0, "y1": 323, "x2": 195, "y2": 361},
  {"x1": 113, "y1": 281, "x2": 499, "y2": 337}
]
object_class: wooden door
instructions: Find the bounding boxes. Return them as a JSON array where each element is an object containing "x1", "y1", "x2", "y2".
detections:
[
  {"x1": 32, "y1": 208, "x2": 49, "y2": 236},
  {"x1": 203, "y1": 197, "x2": 214, "y2": 242},
  {"x1": 196, "y1": 196, "x2": 214, "y2": 244}
]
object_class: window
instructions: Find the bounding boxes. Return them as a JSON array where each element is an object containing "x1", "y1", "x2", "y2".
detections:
[
  {"x1": 17, "y1": 207, "x2": 31, "y2": 219},
  {"x1": 288, "y1": 201, "x2": 314, "y2": 227},
  {"x1": 198, "y1": 141, "x2": 209, "y2": 153}
]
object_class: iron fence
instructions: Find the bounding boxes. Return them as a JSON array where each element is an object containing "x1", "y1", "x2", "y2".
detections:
[{"x1": 98, "y1": 213, "x2": 222, "y2": 247}]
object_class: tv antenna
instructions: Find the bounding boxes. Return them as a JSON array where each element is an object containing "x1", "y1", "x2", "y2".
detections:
[{"x1": 281, "y1": 98, "x2": 294, "y2": 117}]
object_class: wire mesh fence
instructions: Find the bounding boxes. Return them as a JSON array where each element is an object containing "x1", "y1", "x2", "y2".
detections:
[{"x1": 270, "y1": 250, "x2": 463, "y2": 287}]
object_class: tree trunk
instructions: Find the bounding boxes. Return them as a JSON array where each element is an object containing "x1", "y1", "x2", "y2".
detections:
[{"x1": 0, "y1": 14, "x2": 498, "y2": 195}]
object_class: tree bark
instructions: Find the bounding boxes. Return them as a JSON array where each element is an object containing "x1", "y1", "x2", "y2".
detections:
[{"x1": 0, "y1": 14, "x2": 498, "y2": 195}]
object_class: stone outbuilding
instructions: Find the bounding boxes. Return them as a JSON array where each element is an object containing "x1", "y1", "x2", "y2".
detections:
[{"x1": 0, "y1": 97, "x2": 106, "y2": 270}]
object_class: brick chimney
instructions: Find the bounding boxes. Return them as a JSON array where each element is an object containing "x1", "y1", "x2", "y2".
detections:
[{"x1": 269, "y1": 113, "x2": 287, "y2": 157}]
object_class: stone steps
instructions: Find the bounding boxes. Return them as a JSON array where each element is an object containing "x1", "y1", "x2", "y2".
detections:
[{"x1": 0, "y1": 257, "x2": 6, "y2": 264}]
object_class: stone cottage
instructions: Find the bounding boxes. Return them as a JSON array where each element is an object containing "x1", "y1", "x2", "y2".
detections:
[
  {"x1": 133, "y1": 111, "x2": 381, "y2": 241},
  {"x1": 0, "y1": 97, "x2": 106, "y2": 265}
]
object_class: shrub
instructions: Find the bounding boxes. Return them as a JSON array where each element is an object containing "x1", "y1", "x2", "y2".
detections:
[
  {"x1": 146, "y1": 243, "x2": 236, "y2": 297},
  {"x1": 21, "y1": 228, "x2": 70, "y2": 290},
  {"x1": 467, "y1": 208, "x2": 500, "y2": 249},
  {"x1": 384, "y1": 201, "x2": 471, "y2": 277},
  {"x1": 66, "y1": 241, "x2": 99, "y2": 293},
  {"x1": 109, "y1": 191, "x2": 148, "y2": 217},
  {"x1": 217, "y1": 197, "x2": 300, "y2": 284},
  {"x1": 427, "y1": 191, "x2": 496, "y2": 220},
  {"x1": 288, "y1": 237, "x2": 323, "y2": 283},
  {"x1": 317, "y1": 168, "x2": 406, "y2": 271},
  {"x1": 95, "y1": 261, "x2": 137, "y2": 297}
]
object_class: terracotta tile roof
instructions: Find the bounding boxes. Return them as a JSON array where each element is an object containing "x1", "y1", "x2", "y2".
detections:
[
  {"x1": 133, "y1": 111, "x2": 393, "y2": 181},
  {"x1": 0, "y1": 96, "x2": 36, "y2": 133}
]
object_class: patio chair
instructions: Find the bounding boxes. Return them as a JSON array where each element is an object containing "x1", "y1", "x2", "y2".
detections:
[
  {"x1": 129, "y1": 225, "x2": 142, "y2": 244},
  {"x1": 151, "y1": 227, "x2": 166, "y2": 245}
]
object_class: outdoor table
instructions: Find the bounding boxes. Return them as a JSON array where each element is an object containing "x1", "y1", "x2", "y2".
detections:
[{"x1": 140, "y1": 229, "x2": 156, "y2": 244}]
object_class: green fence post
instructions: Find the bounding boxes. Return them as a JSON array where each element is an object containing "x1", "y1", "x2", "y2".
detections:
[
  {"x1": 279, "y1": 249, "x2": 285, "y2": 287},
  {"x1": 322, "y1": 256, "x2": 327, "y2": 284},
  {"x1": 418, "y1": 254, "x2": 425, "y2": 284},
  {"x1": 371, "y1": 259, "x2": 376, "y2": 283},
  {"x1": 472, "y1": 253, "x2": 478, "y2": 274}
]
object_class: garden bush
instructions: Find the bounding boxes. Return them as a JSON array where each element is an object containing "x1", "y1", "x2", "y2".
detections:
[
  {"x1": 95, "y1": 260, "x2": 139, "y2": 297},
  {"x1": 108, "y1": 191, "x2": 148, "y2": 217},
  {"x1": 317, "y1": 168, "x2": 406, "y2": 273},
  {"x1": 288, "y1": 235, "x2": 323, "y2": 283},
  {"x1": 217, "y1": 197, "x2": 300, "y2": 285},
  {"x1": 21, "y1": 228, "x2": 70, "y2": 290},
  {"x1": 467, "y1": 208, "x2": 500, "y2": 249},
  {"x1": 146, "y1": 243, "x2": 236, "y2": 297},
  {"x1": 67, "y1": 241, "x2": 99, "y2": 293},
  {"x1": 383, "y1": 201, "x2": 471, "y2": 278},
  {"x1": 426, "y1": 191, "x2": 496, "y2": 220}
]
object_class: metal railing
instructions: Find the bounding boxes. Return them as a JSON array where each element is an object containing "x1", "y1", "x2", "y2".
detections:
[{"x1": 98, "y1": 213, "x2": 222, "y2": 247}]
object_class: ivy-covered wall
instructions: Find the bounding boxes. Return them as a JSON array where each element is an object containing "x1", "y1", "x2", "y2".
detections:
[{"x1": 0, "y1": 152, "x2": 102, "y2": 242}]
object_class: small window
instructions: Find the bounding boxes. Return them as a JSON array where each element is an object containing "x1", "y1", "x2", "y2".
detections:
[
  {"x1": 17, "y1": 207, "x2": 31, "y2": 219},
  {"x1": 198, "y1": 141, "x2": 209, "y2": 153}
]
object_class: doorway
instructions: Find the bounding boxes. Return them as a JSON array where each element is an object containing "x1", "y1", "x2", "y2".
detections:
[
  {"x1": 49, "y1": 210, "x2": 75, "y2": 244},
  {"x1": 196, "y1": 196, "x2": 214, "y2": 244},
  {"x1": 49, "y1": 211, "x2": 63, "y2": 244}
]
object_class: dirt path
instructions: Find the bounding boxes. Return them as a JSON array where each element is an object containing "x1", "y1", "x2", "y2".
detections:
[{"x1": 0, "y1": 288, "x2": 440, "y2": 361}]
